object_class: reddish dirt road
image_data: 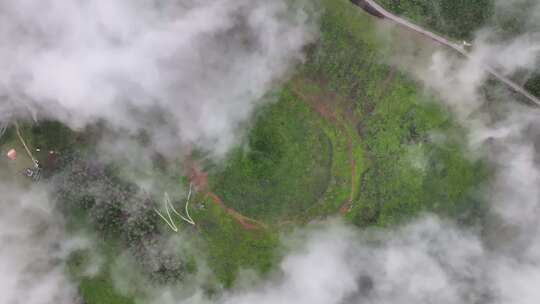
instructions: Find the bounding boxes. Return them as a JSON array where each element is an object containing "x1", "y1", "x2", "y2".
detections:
[
  {"x1": 186, "y1": 160, "x2": 265, "y2": 230},
  {"x1": 290, "y1": 80, "x2": 358, "y2": 215}
]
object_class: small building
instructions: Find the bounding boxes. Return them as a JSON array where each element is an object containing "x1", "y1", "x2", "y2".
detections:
[
  {"x1": 22, "y1": 166, "x2": 41, "y2": 182},
  {"x1": 6, "y1": 148, "x2": 16, "y2": 161}
]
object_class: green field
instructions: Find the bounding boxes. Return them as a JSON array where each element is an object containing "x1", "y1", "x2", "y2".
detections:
[
  {"x1": 191, "y1": 194, "x2": 280, "y2": 287},
  {"x1": 209, "y1": 89, "x2": 333, "y2": 222}
]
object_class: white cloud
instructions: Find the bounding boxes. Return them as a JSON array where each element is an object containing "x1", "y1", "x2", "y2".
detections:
[
  {"x1": 0, "y1": 180, "x2": 91, "y2": 304},
  {"x1": 0, "y1": 0, "x2": 317, "y2": 158}
]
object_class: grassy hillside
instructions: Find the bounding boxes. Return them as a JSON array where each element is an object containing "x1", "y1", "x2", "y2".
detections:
[
  {"x1": 307, "y1": 0, "x2": 485, "y2": 226},
  {"x1": 192, "y1": 195, "x2": 280, "y2": 287},
  {"x1": 209, "y1": 90, "x2": 333, "y2": 222},
  {"x1": 198, "y1": 1, "x2": 486, "y2": 247}
]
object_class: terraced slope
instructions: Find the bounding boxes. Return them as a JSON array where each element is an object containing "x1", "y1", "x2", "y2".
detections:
[{"x1": 207, "y1": 0, "x2": 484, "y2": 228}]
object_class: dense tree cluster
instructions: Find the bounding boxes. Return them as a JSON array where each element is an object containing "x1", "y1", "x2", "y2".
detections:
[{"x1": 52, "y1": 152, "x2": 190, "y2": 283}]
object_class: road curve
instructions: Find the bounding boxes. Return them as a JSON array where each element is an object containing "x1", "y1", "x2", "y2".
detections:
[{"x1": 351, "y1": 0, "x2": 540, "y2": 107}]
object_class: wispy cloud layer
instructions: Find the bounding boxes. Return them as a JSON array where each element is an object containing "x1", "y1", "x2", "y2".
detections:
[
  {"x1": 0, "y1": 180, "x2": 92, "y2": 304},
  {"x1": 0, "y1": 0, "x2": 317, "y2": 157}
]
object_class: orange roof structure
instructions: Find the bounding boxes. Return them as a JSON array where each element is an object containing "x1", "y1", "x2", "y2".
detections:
[{"x1": 6, "y1": 149, "x2": 16, "y2": 161}]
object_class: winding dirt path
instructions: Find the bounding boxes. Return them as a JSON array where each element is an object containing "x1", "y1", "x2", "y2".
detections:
[
  {"x1": 206, "y1": 193, "x2": 262, "y2": 230},
  {"x1": 352, "y1": 0, "x2": 540, "y2": 107},
  {"x1": 185, "y1": 78, "x2": 361, "y2": 227},
  {"x1": 290, "y1": 80, "x2": 358, "y2": 215},
  {"x1": 186, "y1": 160, "x2": 265, "y2": 230}
]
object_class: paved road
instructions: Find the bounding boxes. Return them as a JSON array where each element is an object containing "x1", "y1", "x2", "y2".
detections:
[{"x1": 353, "y1": 0, "x2": 540, "y2": 107}]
